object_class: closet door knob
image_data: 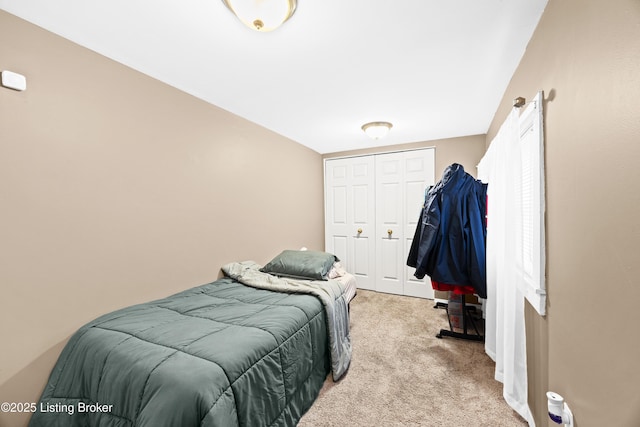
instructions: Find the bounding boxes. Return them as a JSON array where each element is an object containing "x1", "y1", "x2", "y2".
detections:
[
  {"x1": 387, "y1": 229, "x2": 393, "y2": 235},
  {"x1": 357, "y1": 228, "x2": 363, "y2": 234}
]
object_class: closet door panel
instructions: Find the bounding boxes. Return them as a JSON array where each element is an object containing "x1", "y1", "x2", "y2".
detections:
[
  {"x1": 353, "y1": 237, "x2": 372, "y2": 278},
  {"x1": 350, "y1": 156, "x2": 375, "y2": 290},
  {"x1": 352, "y1": 185, "x2": 370, "y2": 225},
  {"x1": 326, "y1": 162, "x2": 348, "y2": 240},
  {"x1": 331, "y1": 236, "x2": 348, "y2": 267},
  {"x1": 331, "y1": 186, "x2": 348, "y2": 225},
  {"x1": 405, "y1": 181, "x2": 424, "y2": 226},
  {"x1": 380, "y1": 238, "x2": 401, "y2": 280},
  {"x1": 380, "y1": 183, "x2": 400, "y2": 220},
  {"x1": 325, "y1": 156, "x2": 375, "y2": 290},
  {"x1": 326, "y1": 183, "x2": 348, "y2": 268},
  {"x1": 403, "y1": 149, "x2": 436, "y2": 299},
  {"x1": 375, "y1": 153, "x2": 404, "y2": 295}
]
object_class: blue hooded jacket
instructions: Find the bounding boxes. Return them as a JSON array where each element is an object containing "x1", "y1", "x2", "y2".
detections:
[{"x1": 407, "y1": 163, "x2": 487, "y2": 298}]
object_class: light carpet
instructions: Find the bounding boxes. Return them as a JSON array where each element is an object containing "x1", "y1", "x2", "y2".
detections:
[{"x1": 298, "y1": 290, "x2": 527, "y2": 427}]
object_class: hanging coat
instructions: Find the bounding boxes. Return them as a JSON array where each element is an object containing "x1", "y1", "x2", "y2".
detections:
[{"x1": 407, "y1": 163, "x2": 487, "y2": 298}]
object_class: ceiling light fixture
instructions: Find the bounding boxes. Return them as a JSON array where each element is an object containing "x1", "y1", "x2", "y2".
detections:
[
  {"x1": 361, "y1": 121, "x2": 393, "y2": 140},
  {"x1": 221, "y1": 0, "x2": 297, "y2": 32}
]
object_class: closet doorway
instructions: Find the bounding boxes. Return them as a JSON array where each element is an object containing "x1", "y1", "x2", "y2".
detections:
[{"x1": 324, "y1": 148, "x2": 435, "y2": 298}]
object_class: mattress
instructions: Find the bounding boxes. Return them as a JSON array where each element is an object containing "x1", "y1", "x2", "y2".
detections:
[{"x1": 335, "y1": 272, "x2": 357, "y2": 304}]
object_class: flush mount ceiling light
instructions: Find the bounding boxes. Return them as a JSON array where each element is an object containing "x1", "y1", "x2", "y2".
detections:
[
  {"x1": 361, "y1": 121, "x2": 393, "y2": 140},
  {"x1": 221, "y1": 0, "x2": 297, "y2": 32}
]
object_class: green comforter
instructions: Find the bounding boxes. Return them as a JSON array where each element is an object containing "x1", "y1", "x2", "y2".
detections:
[
  {"x1": 221, "y1": 261, "x2": 351, "y2": 381},
  {"x1": 29, "y1": 276, "x2": 340, "y2": 427}
]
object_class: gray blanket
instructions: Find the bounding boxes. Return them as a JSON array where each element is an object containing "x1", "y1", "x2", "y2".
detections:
[{"x1": 222, "y1": 261, "x2": 352, "y2": 380}]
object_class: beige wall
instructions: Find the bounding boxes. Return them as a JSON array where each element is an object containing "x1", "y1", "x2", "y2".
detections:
[
  {"x1": 0, "y1": 11, "x2": 324, "y2": 427},
  {"x1": 6, "y1": 1, "x2": 639, "y2": 426},
  {"x1": 486, "y1": 0, "x2": 640, "y2": 425},
  {"x1": 324, "y1": 134, "x2": 486, "y2": 179}
]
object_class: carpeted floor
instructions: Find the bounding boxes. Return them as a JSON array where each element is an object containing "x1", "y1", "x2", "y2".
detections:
[{"x1": 298, "y1": 290, "x2": 527, "y2": 427}]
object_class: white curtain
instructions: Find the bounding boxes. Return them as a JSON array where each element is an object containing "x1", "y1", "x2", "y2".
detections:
[{"x1": 477, "y1": 109, "x2": 534, "y2": 425}]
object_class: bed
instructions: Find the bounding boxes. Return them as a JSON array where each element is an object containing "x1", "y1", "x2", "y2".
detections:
[{"x1": 29, "y1": 251, "x2": 354, "y2": 427}]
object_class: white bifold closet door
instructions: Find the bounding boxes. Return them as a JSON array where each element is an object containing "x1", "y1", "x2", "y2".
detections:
[
  {"x1": 324, "y1": 155, "x2": 376, "y2": 290},
  {"x1": 375, "y1": 150, "x2": 435, "y2": 298},
  {"x1": 324, "y1": 148, "x2": 435, "y2": 297}
]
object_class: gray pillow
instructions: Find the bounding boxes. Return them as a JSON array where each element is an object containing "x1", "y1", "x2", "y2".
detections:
[{"x1": 260, "y1": 250, "x2": 339, "y2": 281}]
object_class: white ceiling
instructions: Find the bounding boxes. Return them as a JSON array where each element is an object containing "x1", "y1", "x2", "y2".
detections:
[{"x1": 0, "y1": 0, "x2": 547, "y2": 154}]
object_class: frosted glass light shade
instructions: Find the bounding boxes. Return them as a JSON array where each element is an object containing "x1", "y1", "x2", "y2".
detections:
[
  {"x1": 222, "y1": 0, "x2": 297, "y2": 32},
  {"x1": 362, "y1": 121, "x2": 393, "y2": 139}
]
